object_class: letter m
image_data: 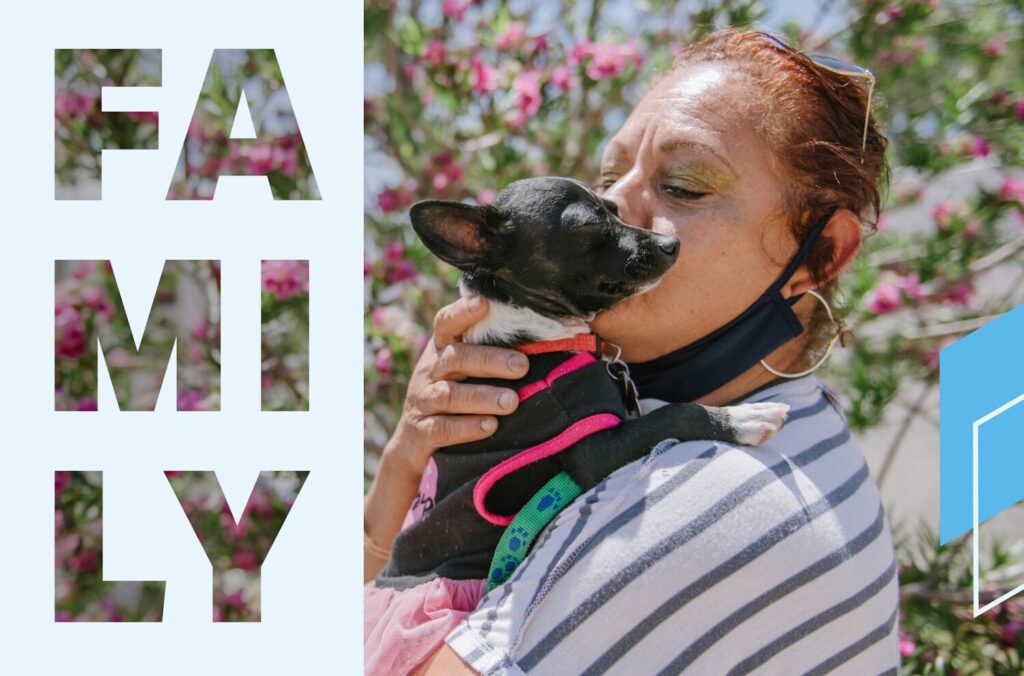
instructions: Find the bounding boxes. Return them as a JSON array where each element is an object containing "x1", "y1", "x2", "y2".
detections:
[{"x1": 55, "y1": 260, "x2": 220, "y2": 411}]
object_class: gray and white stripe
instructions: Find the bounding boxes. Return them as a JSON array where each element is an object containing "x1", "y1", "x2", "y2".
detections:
[{"x1": 447, "y1": 376, "x2": 900, "y2": 675}]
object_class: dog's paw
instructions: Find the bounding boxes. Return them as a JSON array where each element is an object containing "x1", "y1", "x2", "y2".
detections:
[{"x1": 724, "y1": 402, "x2": 790, "y2": 446}]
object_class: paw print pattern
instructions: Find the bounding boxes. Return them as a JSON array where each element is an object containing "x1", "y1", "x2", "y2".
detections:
[
  {"x1": 536, "y1": 486, "x2": 565, "y2": 513},
  {"x1": 505, "y1": 525, "x2": 532, "y2": 553},
  {"x1": 489, "y1": 552, "x2": 520, "y2": 584}
]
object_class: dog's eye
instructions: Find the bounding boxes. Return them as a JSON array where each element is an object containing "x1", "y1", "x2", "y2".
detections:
[{"x1": 598, "y1": 280, "x2": 627, "y2": 295}]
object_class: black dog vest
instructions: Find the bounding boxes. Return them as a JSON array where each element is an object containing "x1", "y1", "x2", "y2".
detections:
[{"x1": 376, "y1": 341, "x2": 637, "y2": 590}]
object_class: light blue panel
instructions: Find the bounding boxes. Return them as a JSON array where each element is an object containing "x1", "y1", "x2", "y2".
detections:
[{"x1": 940, "y1": 303, "x2": 1024, "y2": 543}]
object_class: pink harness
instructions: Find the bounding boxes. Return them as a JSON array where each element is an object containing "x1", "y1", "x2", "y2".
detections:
[{"x1": 472, "y1": 337, "x2": 623, "y2": 526}]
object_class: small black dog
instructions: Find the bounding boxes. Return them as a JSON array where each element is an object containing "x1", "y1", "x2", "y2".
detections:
[{"x1": 375, "y1": 176, "x2": 788, "y2": 587}]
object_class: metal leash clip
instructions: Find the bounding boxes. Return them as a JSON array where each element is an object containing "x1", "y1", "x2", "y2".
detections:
[{"x1": 602, "y1": 340, "x2": 642, "y2": 418}]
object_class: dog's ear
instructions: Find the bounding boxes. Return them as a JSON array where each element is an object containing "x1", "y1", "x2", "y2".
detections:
[{"x1": 410, "y1": 200, "x2": 501, "y2": 272}]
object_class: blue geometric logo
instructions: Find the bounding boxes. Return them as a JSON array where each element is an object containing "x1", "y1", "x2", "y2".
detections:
[{"x1": 940, "y1": 303, "x2": 1024, "y2": 616}]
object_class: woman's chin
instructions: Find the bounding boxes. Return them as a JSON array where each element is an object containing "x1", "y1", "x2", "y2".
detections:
[{"x1": 590, "y1": 292, "x2": 644, "y2": 339}]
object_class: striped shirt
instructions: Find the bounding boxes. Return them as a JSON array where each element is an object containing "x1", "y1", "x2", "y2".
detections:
[{"x1": 446, "y1": 375, "x2": 900, "y2": 675}]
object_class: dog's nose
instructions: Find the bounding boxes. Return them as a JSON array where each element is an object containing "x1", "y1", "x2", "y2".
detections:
[{"x1": 652, "y1": 234, "x2": 679, "y2": 259}]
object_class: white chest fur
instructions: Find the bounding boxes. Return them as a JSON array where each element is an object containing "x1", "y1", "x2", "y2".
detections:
[{"x1": 459, "y1": 281, "x2": 588, "y2": 345}]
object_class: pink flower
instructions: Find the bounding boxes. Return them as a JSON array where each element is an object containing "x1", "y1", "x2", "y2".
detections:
[
  {"x1": 509, "y1": 70, "x2": 543, "y2": 128},
  {"x1": 243, "y1": 144, "x2": 274, "y2": 174},
  {"x1": 441, "y1": 0, "x2": 470, "y2": 20},
  {"x1": 272, "y1": 145, "x2": 298, "y2": 177},
  {"x1": 884, "y1": 4, "x2": 904, "y2": 20},
  {"x1": 899, "y1": 636, "x2": 915, "y2": 658},
  {"x1": 1014, "y1": 99, "x2": 1024, "y2": 121},
  {"x1": 586, "y1": 43, "x2": 627, "y2": 80},
  {"x1": 54, "y1": 90, "x2": 97, "y2": 120},
  {"x1": 165, "y1": 471, "x2": 183, "y2": 478},
  {"x1": 371, "y1": 306, "x2": 397, "y2": 333},
  {"x1": 55, "y1": 304, "x2": 87, "y2": 359},
  {"x1": 476, "y1": 188, "x2": 496, "y2": 205},
  {"x1": 968, "y1": 135, "x2": 990, "y2": 158},
  {"x1": 868, "y1": 282, "x2": 902, "y2": 314},
  {"x1": 76, "y1": 397, "x2": 97, "y2": 412},
  {"x1": 984, "y1": 40, "x2": 1006, "y2": 57},
  {"x1": 422, "y1": 40, "x2": 448, "y2": 67},
  {"x1": 375, "y1": 346, "x2": 393, "y2": 377},
  {"x1": 261, "y1": 260, "x2": 309, "y2": 300},
  {"x1": 898, "y1": 272, "x2": 926, "y2": 300},
  {"x1": 126, "y1": 110, "x2": 159, "y2": 125},
  {"x1": 387, "y1": 259, "x2": 418, "y2": 284},
  {"x1": 177, "y1": 390, "x2": 206, "y2": 411},
  {"x1": 1012, "y1": 208, "x2": 1024, "y2": 228},
  {"x1": 69, "y1": 549, "x2": 98, "y2": 573},
  {"x1": 55, "y1": 471, "x2": 71, "y2": 495},
  {"x1": 930, "y1": 201, "x2": 953, "y2": 227},
  {"x1": 223, "y1": 590, "x2": 247, "y2": 611},
  {"x1": 879, "y1": 50, "x2": 916, "y2": 66},
  {"x1": 384, "y1": 242, "x2": 405, "y2": 261},
  {"x1": 943, "y1": 281, "x2": 974, "y2": 307},
  {"x1": 876, "y1": 214, "x2": 891, "y2": 231},
  {"x1": 568, "y1": 40, "x2": 593, "y2": 65},
  {"x1": 495, "y1": 22, "x2": 527, "y2": 50},
  {"x1": 582, "y1": 41, "x2": 643, "y2": 81},
  {"x1": 999, "y1": 176, "x2": 1024, "y2": 203},
  {"x1": 220, "y1": 511, "x2": 249, "y2": 539},
  {"x1": 550, "y1": 65, "x2": 577, "y2": 94},
  {"x1": 246, "y1": 490, "x2": 273, "y2": 519},
  {"x1": 470, "y1": 55, "x2": 500, "y2": 95},
  {"x1": 233, "y1": 549, "x2": 259, "y2": 572},
  {"x1": 377, "y1": 185, "x2": 415, "y2": 214},
  {"x1": 964, "y1": 220, "x2": 981, "y2": 237},
  {"x1": 1001, "y1": 620, "x2": 1024, "y2": 647}
]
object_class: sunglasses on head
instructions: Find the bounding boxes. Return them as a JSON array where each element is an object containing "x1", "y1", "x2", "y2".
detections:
[{"x1": 760, "y1": 32, "x2": 876, "y2": 153}]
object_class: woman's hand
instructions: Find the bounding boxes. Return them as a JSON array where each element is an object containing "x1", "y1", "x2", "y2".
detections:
[
  {"x1": 364, "y1": 294, "x2": 529, "y2": 582},
  {"x1": 386, "y1": 294, "x2": 530, "y2": 479}
]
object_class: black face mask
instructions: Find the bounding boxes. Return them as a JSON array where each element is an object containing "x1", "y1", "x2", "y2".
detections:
[{"x1": 626, "y1": 208, "x2": 837, "y2": 403}]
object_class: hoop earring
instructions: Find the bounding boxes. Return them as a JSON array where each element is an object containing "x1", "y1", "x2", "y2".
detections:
[{"x1": 760, "y1": 289, "x2": 843, "y2": 379}]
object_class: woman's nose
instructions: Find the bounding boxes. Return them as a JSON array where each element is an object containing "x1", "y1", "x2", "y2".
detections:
[{"x1": 603, "y1": 172, "x2": 652, "y2": 230}]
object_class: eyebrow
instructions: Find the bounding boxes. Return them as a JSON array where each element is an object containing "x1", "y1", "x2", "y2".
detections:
[
  {"x1": 657, "y1": 139, "x2": 737, "y2": 175},
  {"x1": 602, "y1": 139, "x2": 737, "y2": 176}
]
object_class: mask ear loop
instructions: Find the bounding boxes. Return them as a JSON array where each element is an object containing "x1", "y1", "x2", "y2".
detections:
[{"x1": 759, "y1": 289, "x2": 845, "y2": 379}]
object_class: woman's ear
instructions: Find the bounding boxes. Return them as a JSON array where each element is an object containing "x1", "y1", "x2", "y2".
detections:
[{"x1": 781, "y1": 208, "x2": 863, "y2": 299}]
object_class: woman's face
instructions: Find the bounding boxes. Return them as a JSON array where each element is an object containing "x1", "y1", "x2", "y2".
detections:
[{"x1": 591, "y1": 62, "x2": 798, "y2": 363}]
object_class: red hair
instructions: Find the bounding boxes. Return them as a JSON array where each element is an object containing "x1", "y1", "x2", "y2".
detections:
[{"x1": 669, "y1": 28, "x2": 889, "y2": 354}]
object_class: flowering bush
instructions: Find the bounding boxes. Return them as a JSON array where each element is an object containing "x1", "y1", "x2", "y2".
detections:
[
  {"x1": 54, "y1": 50, "x2": 160, "y2": 198},
  {"x1": 165, "y1": 470, "x2": 308, "y2": 622},
  {"x1": 55, "y1": 472, "x2": 163, "y2": 621},
  {"x1": 55, "y1": 471, "x2": 306, "y2": 622},
  {"x1": 262, "y1": 260, "x2": 310, "y2": 410},
  {"x1": 55, "y1": 49, "x2": 319, "y2": 200},
  {"x1": 55, "y1": 260, "x2": 221, "y2": 412},
  {"x1": 363, "y1": 0, "x2": 1024, "y2": 669}
]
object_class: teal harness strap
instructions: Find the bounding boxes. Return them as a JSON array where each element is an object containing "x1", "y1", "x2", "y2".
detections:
[{"x1": 486, "y1": 471, "x2": 582, "y2": 590}]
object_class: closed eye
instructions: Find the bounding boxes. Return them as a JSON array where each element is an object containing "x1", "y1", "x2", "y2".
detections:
[{"x1": 662, "y1": 184, "x2": 710, "y2": 200}]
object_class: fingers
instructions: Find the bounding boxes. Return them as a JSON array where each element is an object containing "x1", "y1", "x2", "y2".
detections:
[
  {"x1": 417, "y1": 381, "x2": 519, "y2": 416},
  {"x1": 413, "y1": 414, "x2": 501, "y2": 447},
  {"x1": 430, "y1": 342, "x2": 529, "y2": 381},
  {"x1": 433, "y1": 295, "x2": 489, "y2": 350}
]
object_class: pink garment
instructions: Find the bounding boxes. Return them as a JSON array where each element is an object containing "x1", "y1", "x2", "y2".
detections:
[{"x1": 365, "y1": 577, "x2": 487, "y2": 676}]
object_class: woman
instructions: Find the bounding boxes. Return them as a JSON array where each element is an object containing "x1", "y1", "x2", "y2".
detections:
[{"x1": 365, "y1": 29, "x2": 900, "y2": 674}]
